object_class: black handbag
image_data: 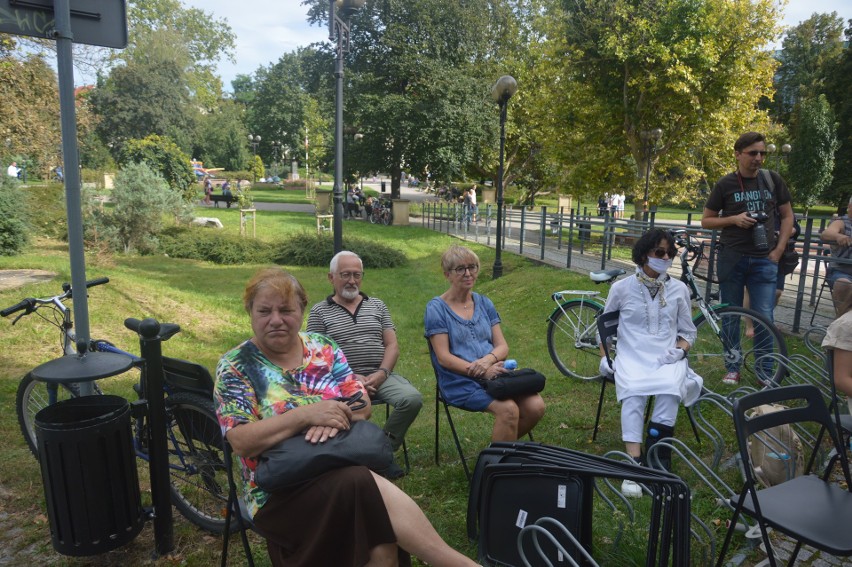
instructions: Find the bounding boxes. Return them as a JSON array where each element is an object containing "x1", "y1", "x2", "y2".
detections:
[
  {"x1": 479, "y1": 368, "x2": 546, "y2": 400},
  {"x1": 254, "y1": 393, "x2": 393, "y2": 492}
]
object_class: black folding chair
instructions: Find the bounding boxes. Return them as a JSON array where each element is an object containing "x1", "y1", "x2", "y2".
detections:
[
  {"x1": 220, "y1": 438, "x2": 255, "y2": 567},
  {"x1": 428, "y1": 340, "x2": 478, "y2": 481},
  {"x1": 716, "y1": 384, "x2": 852, "y2": 567},
  {"x1": 370, "y1": 398, "x2": 411, "y2": 474},
  {"x1": 593, "y1": 310, "x2": 701, "y2": 445}
]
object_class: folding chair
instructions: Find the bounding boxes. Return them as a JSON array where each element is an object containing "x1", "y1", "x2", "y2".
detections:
[
  {"x1": 716, "y1": 384, "x2": 852, "y2": 567},
  {"x1": 428, "y1": 340, "x2": 478, "y2": 481},
  {"x1": 593, "y1": 310, "x2": 701, "y2": 445},
  {"x1": 369, "y1": 398, "x2": 411, "y2": 473},
  {"x1": 427, "y1": 340, "x2": 533, "y2": 482},
  {"x1": 810, "y1": 248, "x2": 834, "y2": 326},
  {"x1": 221, "y1": 438, "x2": 255, "y2": 567}
]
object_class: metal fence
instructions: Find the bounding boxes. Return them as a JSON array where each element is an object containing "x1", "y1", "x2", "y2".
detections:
[{"x1": 416, "y1": 202, "x2": 843, "y2": 334}]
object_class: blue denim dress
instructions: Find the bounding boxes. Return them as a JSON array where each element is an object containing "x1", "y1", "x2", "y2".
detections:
[{"x1": 424, "y1": 293, "x2": 501, "y2": 411}]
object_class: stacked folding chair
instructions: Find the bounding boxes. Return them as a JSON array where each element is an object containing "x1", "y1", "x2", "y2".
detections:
[{"x1": 468, "y1": 442, "x2": 692, "y2": 567}]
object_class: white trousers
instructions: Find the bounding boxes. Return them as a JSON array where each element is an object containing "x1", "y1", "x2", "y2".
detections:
[{"x1": 621, "y1": 394, "x2": 679, "y2": 443}]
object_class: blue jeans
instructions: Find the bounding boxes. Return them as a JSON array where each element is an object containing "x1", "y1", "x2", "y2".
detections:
[{"x1": 719, "y1": 255, "x2": 778, "y2": 379}]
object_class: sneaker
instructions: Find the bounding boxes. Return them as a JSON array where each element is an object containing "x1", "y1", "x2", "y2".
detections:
[
  {"x1": 383, "y1": 462, "x2": 406, "y2": 480},
  {"x1": 722, "y1": 371, "x2": 740, "y2": 385},
  {"x1": 621, "y1": 479, "x2": 643, "y2": 498}
]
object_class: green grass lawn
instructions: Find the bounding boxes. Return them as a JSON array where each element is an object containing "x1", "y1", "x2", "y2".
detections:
[{"x1": 0, "y1": 199, "x2": 827, "y2": 566}]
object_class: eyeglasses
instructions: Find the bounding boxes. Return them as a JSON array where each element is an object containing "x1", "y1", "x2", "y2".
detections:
[
  {"x1": 651, "y1": 247, "x2": 674, "y2": 259},
  {"x1": 743, "y1": 150, "x2": 769, "y2": 157},
  {"x1": 452, "y1": 264, "x2": 479, "y2": 275},
  {"x1": 338, "y1": 271, "x2": 363, "y2": 281}
]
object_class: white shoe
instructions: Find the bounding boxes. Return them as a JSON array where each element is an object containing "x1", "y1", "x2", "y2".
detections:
[{"x1": 621, "y1": 479, "x2": 643, "y2": 498}]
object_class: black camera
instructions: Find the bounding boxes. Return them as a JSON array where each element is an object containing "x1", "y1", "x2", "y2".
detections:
[{"x1": 747, "y1": 211, "x2": 770, "y2": 250}]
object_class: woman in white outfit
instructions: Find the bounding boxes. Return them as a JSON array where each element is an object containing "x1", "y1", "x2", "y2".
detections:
[{"x1": 598, "y1": 229, "x2": 703, "y2": 496}]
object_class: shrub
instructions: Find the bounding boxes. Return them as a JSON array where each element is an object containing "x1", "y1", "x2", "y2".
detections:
[
  {"x1": 0, "y1": 175, "x2": 30, "y2": 255},
  {"x1": 119, "y1": 135, "x2": 196, "y2": 201},
  {"x1": 158, "y1": 227, "x2": 276, "y2": 265},
  {"x1": 90, "y1": 162, "x2": 189, "y2": 254},
  {"x1": 271, "y1": 233, "x2": 407, "y2": 268}
]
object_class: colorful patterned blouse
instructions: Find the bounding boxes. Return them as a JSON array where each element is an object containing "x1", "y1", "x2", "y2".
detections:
[{"x1": 215, "y1": 332, "x2": 366, "y2": 517}]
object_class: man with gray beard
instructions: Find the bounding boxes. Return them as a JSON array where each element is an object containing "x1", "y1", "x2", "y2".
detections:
[{"x1": 307, "y1": 251, "x2": 422, "y2": 478}]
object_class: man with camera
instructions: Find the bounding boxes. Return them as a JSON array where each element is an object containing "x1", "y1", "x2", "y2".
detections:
[{"x1": 702, "y1": 131, "x2": 794, "y2": 385}]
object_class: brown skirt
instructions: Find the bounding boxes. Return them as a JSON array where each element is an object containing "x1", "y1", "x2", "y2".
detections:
[{"x1": 252, "y1": 465, "x2": 411, "y2": 567}]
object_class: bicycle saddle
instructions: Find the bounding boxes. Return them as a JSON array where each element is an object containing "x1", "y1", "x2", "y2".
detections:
[{"x1": 589, "y1": 268, "x2": 626, "y2": 283}]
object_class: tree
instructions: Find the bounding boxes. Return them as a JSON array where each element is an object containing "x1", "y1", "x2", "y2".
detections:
[
  {"x1": 0, "y1": 175, "x2": 29, "y2": 255},
  {"x1": 123, "y1": 0, "x2": 236, "y2": 108},
  {"x1": 304, "y1": 0, "x2": 500, "y2": 198},
  {"x1": 823, "y1": 19, "x2": 852, "y2": 211},
  {"x1": 90, "y1": 36, "x2": 199, "y2": 155},
  {"x1": 543, "y1": 0, "x2": 780, "y2": 205},
  {"x1": 119, "y1": 135, "x2": 196, "y2": 201},
  {"x1": 89, "y1": 161, "x2": 187, "y2": 254},
  {"x1": 194, "y1": 99, "x2": 250, "y2": 171},
  {"x1": 773, "y1": 13, "x2": 845, "y2": 124},
  {"x1": 0, "y1": 53, "x2": 61, "y2": 178},
  {"x1": 787, "y1": 94, "x2": 838, "y2": 214}
]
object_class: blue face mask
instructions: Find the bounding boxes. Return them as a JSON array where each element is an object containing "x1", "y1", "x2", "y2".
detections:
[{"x1": 647, "y1": 257, "x2": 673, "y2": 274}]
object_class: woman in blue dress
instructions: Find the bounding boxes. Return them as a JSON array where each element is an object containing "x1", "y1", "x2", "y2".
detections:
[{"x1": 425, "y1": 245, "x2": 545, "y2": 441}]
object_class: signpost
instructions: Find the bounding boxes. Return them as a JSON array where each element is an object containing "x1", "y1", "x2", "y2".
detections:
[{"x1": 1, "y1": 2, "x2": 174, "y2": 559}]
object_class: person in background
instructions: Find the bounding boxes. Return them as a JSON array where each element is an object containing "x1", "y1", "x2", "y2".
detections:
[
  {"x1": 215, "y1": 267, "x2": 479, "y2": 567},
  {"x1": 819, "y1": 195, "x2": 852, "y2": 316},
  {"x1": 6, "y1": 161, "x2": 19, "y2": 178},
  {"x1": 701, "y1": 131, "x2": 794, "y2": 385},
  {"x1": 425, "y1": 245, "x2": 545, "y2": 442},
  {"x1": 598, "y1": 229, "x2": 703, "y2": 497},
  {"x1": 307, "y1": 251, "x2": 423, "y2": 479},
  {"x1": 822, "y1": 293, "x2": 852, "y2": 414}
]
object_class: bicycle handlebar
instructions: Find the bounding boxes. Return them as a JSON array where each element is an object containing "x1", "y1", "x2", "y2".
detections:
[
  {"x1": 0, "y1": 298, "x2": 35, "y2": 318},
  {"x1": 1, "y1": 277, "x2": 110, "y2": 318}
]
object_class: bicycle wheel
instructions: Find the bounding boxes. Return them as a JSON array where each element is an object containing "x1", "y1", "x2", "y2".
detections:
[
  {"x1": 370, "y1": 208, "x2": 380, "y2": 224},
  {"x1": 165, "y1": 391, "x2": 232, "y2": 534},
  {"x1": 382, "y1": 210, "x2": 392, "y2": 225},
  {"x1": 546, "y1": 300, "x2": 604, "y2": 380},
  {"x1": 690, "y1": 305, "x2": 787, "y2": 388},
  {"x1": 16, "y1": 374, "x2": 83, "y2": 457}
]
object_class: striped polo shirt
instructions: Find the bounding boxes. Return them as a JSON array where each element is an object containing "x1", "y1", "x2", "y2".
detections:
[{"x1": 306, "y1": 293, "x2": 395, "y2": 375}]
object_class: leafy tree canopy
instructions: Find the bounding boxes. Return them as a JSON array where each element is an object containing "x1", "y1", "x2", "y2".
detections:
[
  {"x1": 787, "y1": 94, "x2": 839, "y2": 213},
  {"x1": 118, "y1": 135, "x2": 196, "y2": 200},
  {"x1": 542, "y1": 0, "x2": 780, "y2": 205}
]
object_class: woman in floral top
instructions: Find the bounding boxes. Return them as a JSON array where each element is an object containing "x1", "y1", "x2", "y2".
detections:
[{"x1": 215, "y1": 267, "x2": 477, "y2": 567}]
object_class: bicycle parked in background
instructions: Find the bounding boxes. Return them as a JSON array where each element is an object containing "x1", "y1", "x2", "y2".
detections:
[
  {"x1": 370, "y1": 198, "x2": 393, "y2": 225},
  {"x1": 2, "y1": 278, "x2": 231, "y2": 535},
  {"x1": 546, "y1": 229, "x2": 787, "y2": 387}
]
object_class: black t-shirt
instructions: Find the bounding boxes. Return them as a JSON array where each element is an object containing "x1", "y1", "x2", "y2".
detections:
[{"x1": 705, "y1": 170, "x2": 792, "y2": 256}]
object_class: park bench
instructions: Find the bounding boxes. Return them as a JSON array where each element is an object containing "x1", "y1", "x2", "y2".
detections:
[{"x1": 210, "y1": 194, "x2": 237, "y2": 208}]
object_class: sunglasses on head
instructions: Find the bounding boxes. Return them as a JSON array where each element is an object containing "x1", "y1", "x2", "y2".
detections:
[
  {"x1": 743, "y1": 150, "x2": 768, "y2": 157},
  {"x1": 651, "y1": 247, "x2": 674, "y2": 258}
]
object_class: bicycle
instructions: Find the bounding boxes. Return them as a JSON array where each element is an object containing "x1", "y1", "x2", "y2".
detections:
[
  {"x1": 2, "y1": 278, "x2": 232, "y2": 535},
  {"x1": 546, "y1": 229, "x2": 787, "y2": 387},
  {"x1": 369, "y1": 198, "x2": 393, "y2": 225}
]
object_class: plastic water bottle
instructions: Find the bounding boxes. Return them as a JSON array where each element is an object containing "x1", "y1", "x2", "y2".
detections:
[{"x1": 504, "y1": 359, "x2": 518, "y2": 370}]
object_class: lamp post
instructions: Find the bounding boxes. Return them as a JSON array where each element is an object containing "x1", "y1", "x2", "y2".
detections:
[
  {"x1": 640, "y1": 128, "x2": 663, "y2": 222},
  {"x1": 329, "y1": 0, "x2": 365, "y2": 253},
  {"x1": 248, "y1": 134, "x2": 261, "y2": 155},
  {"x1": 490, "y1": 75, "x2": 518, "y2": 280},
  {"x1": 766, "y1": 143, "x2": 792, "y2": 171}
]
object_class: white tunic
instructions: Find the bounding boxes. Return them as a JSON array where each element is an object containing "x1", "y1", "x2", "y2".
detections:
[{"x1": 603, "y1": 270, "x2": 702, "y2": 402}]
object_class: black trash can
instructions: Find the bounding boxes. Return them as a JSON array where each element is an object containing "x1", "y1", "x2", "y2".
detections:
[
  {"x1": 35, "y1": 395, "x2": 145, "y2": 556},
  {"x1": 381, "y1": 181, "x2": 387, "y2": 193},
  {"x1": 578, "y1": 222, "x2": 591, "y2": 242}
]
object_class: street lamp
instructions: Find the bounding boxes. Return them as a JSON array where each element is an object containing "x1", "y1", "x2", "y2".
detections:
[
  {"x1": 490, "y1": 75, "x2": 518, "y2": 280},
  {"x1": 766, "y1": 143, "x2": 792, "y2": 170},
  {"x1": 329, "y1": 0, "x2": 366, "y2": 253},
  {"x1": 248, "y1": 134, "x2": 261, "y2": 155},
  {"x1": 640, "y1": 128, "x2": 663, "y2": 222}
]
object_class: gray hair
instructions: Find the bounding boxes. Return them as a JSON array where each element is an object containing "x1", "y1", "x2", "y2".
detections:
[{"x1": 330, "y1": 250, "x2": 362, "y2": 273}]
